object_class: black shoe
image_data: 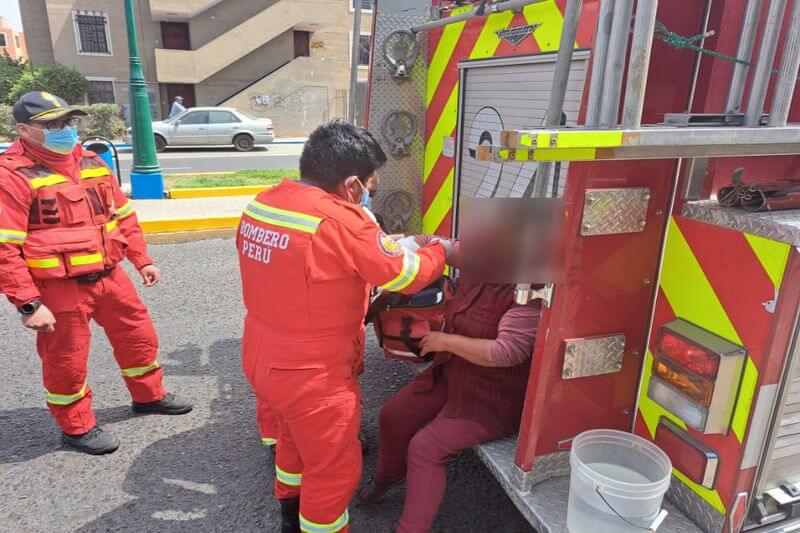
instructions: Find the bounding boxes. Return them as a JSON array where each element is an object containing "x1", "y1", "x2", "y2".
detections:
[
  {"x1": 357, "y1": 477, "x2": 403, "y2": 505},
  {"x1": 132, "y1": 393, "x2": 193, "y2": 415},
  {"x1": 61, "y1": 427, "x2": 120, "y2": 455},
  {"x1": 279, "y1": 497, "x2": 300, "y2": 533}
]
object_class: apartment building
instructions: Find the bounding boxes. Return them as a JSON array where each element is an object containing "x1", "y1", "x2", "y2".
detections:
[
  {"x1": 0, "y1": 17, "x2": 28, "y2": 61},
  {"x1": 20, "y1": 0, "x2": 373, "y2": 135}
]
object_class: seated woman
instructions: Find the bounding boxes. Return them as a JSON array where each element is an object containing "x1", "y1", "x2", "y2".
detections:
[{"x1": 358, "y1": 256, "x2": 540, "y2": 532}]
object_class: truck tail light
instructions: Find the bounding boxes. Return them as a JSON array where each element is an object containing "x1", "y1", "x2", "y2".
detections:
[
  {"x1": 647, "y1": 319, "x2": 746, "y2": 434},
  {"x1": 655, "y1": 328, "x2": 720, "y2": 379},
  {"x1": 653, "y1": 356, "x2": 714, "y2": 406},
  {"x1": 654, "y1": 417, "x2": 718, "y2": 488}
]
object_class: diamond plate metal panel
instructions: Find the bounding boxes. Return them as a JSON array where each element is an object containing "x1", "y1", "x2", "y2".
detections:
[
  {"x1": 665, "y1": 476, "x2": 726, "y2": 532},
  {"x1": 581, "y1": 187, "x2": 651, "y2": 236},
  {"x1": 367, "y1": 13, "x2": 428, "y2": 234},
  {"x1": 563, "y1": 334, "x2": 626, "y2": 379},
  {"x1": 473, "y1": 436, "x2": 704, "y2": 533},
  {"x1": 682, "y1": 200, "x2": 800, "y2": 246}
]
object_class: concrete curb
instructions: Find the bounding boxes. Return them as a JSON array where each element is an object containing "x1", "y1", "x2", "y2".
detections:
[
  {"x1": 0, "y1": 138, "x2": 306, "y2": 151},
  {"x1": 140, "y1": 216, "x2": 241, "y2": 234},
  {"x1": 169, "y1": 185, "x2": 271, "y2": 199}
]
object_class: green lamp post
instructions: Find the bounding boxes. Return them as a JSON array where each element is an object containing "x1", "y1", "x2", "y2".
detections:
[{"x1": 124, "y1": 0, "x2": 163, "y2": 199}]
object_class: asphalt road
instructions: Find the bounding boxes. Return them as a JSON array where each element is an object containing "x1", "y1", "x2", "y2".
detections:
[
  {"x1": 0, "y1": 238, "x2": 533, "y2": 533},
  {"x1": 117, "y1": 146, "x2": 302, "y2": 183}
]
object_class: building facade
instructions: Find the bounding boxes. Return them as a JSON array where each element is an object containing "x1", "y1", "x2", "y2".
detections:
[
  {"x1": 20, "y1": 0, "x2": 373, "y2": 136},
  {"x1": 0, "y1": 17, "x2": 28, "y2": 61}
]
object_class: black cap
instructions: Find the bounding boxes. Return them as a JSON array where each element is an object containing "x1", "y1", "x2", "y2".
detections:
[{"x1": 12, "y1": 91, "x2": 88, "y2": 125}]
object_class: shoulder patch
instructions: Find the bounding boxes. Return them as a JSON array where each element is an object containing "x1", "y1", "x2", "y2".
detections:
[{"x1": 377, "y1": 231, "x2": 404, "y2": 257}]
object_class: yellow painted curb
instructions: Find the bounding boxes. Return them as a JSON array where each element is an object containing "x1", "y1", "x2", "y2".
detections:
[
  {"x1": 140, "y1": 216, "x2": 241, "y2": 234},
  {"x1": 169, "y1": 184, "x2": 273, "y2": 199}
]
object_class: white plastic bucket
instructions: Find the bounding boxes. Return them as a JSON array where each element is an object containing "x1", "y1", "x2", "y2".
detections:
[{"x1": 567, "y1": 429, "x2": 672, "y2": 533}]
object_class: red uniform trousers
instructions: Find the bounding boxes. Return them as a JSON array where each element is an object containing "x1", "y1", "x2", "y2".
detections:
[
  {"x1": 242, "y1": 316, "x2": 361, "y2": 533},
  {"x1": 37, "y1": 267, "x2": 166, "y2": 435},
  {"x1": 374, "y1": 373, "x2": 509, "y2": 533},
  {"x1": 256, "y1": 397, "x2": 278, "y2": 446}
]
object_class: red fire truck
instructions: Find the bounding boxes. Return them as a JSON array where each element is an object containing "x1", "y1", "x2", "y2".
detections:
[{"x1": 363, "y1": 0, "x2": 800, "y2": 531}]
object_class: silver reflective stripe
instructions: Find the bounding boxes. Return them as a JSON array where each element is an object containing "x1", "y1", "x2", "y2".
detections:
[
  {"x1": 245, "y1": 201, "x2": 321, "y2": 234},
  {"x1": 299, "y1": 509, "x2": 349, "y2": 533},
  {"x1": 276, "y1": 465, "x2": 302, "y2": 486},
  {"x1": 0, "y1": 229, "x2": 26, "y2": 245},
  {"x1": 379, "y1": 251, "x2": 421, "y2": 292}
]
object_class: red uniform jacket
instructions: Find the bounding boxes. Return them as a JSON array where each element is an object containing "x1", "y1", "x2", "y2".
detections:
[
  {"x1": 0, "y1": 140, "x2": 152, "y2": 307},
  {"x1": 238, "y1": 179, "x2": 446, "y2": 368}
]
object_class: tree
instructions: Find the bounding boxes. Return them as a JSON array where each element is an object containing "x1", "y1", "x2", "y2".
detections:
[
  {"x1": 9, "y1": 63, "x2": 92, "y2": 105},
  {"x1": 0, "y1": 52, "x2": 27, "y2": 106}
]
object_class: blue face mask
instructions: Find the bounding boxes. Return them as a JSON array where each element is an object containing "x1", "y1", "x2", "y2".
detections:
[
  {"x1": 360, "y1": 190, "x2": 373, "y2": 210},
  {"x1": 42, "y1": 126, "x2": 79, "y2": 155}
]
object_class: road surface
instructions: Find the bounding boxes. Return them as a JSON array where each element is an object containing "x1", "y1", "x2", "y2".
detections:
[
  {"x1": 0, "y1": 238, "x2": 533, "y2": 533},
  {"x1": 117, "y1": 146, "x2": 302, "y2": 183}
]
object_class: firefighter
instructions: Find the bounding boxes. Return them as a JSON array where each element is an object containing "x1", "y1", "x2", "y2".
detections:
[
  {"x1": 0, "y1": 92, "x2": 193, "y2": 455},
  {"x1": 237, "y1": 121, "x2": 449, "y2": 533}
]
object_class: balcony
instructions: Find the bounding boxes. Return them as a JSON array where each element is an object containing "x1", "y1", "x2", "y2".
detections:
[
  {"x1": 149, "y1": 0, "x2": 224, "y2": 20},
  {"x1": 154, "y1": 0, "x2": 325, "y2": 84}
]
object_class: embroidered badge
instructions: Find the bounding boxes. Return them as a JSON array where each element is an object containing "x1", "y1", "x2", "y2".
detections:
[{"x1": 377, "y1": 231, "x2": 404, "y2": 257}]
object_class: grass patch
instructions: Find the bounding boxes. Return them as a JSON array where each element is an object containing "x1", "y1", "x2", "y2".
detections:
[{"x1": 165, "y1": 168, "x2": 299, "y2": 189}]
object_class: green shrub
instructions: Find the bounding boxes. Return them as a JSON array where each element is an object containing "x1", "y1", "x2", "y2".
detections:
[
  {"x1": 9, "y1": 63, "x2": 92, "y2": 105},
  {"x1": 0, "y1": 104, "x2": 18, "y2": 141},
  {"x1": 0, "y1": 53, "x2": 27, "y2": 106},
  {"x1": 80, "y1": 104, "x2": 127, "y2": 140}
]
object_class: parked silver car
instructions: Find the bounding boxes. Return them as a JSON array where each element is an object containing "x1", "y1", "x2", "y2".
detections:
[{"x1": 126, "y1": 107, "x2": 275, "y2": 152}]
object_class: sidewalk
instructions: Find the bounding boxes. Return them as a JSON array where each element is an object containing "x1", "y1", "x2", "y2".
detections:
[{"x1": 132, "y1": 195, "x2": 251, "y2": 234}]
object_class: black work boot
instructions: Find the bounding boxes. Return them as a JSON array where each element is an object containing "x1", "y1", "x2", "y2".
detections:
[
  {"x1": 132, "y1": 393, "x2": 193, "y2": 415},
  {"x1": 279, "y1": 497, "x2": 300, "y2": 533},
  {"x1": 357, "y1": 477, "x2": 403, "y2": 505},
  {"x1": 62, "y1": 427, "x2": 120, "y2": 455}
]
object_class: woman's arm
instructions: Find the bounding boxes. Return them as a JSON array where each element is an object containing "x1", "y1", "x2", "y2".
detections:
[{"x1": 419, "y1": 304, "x2": 541, "y2": 368}]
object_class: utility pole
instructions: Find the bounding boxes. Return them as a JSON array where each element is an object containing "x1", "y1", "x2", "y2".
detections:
[
  {"x1": 347, "y1": 0, "x2": 364, "y2": 124},
  {"x1": 124, "y1": 0, "x2": 163, "y2": 199}
]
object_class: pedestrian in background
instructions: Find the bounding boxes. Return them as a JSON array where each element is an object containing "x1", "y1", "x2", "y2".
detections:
[
  {"x1": 237, "y1": 121, "x2": 450, "y2": 533},
  {"x1": 0, "y1": 92, "x2": 193, "y2": 455},
  {"x1": 169, "y1": 95, "x2": 186, "y2": 118}
]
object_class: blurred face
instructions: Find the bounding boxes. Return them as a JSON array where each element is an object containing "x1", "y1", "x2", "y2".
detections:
[
  {"x1": 334, "y1": 171, "x2": 375, "y2": 205},
  {"x1": 16, "y1": 116, "x2": 81, "y2": 150},
  {"x1": 365, "y1": 173, "x2": 379, "y2": 198}
]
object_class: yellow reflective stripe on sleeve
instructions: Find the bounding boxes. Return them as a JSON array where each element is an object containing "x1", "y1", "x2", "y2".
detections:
[
  {"x1": 299, "y1": 510, "x2": 349, "y2": 533},
  {"x1": 106, "y1": 220, "x2": 118, "y2": 233},
  {"x1": 245, "y1": 201, "x2": 321, "y2": 234},
  {"x1": 46, "y1": 383, "x2": 88, "y2": 406},
  {"x1": 80, "y1": 167, "x2": 111, "y2": 179},
  {"x1": 275, "y1": 465, "x2": 302, "y2": 487},
  {"x1": 380, "y1": 250, "x2": 421, "y2": 292},
  {"x1": 69, "y1": 253, "x2": 103, "y2": 266},
  {"x1": 261, "y1": 437, "x2": 277, "y2": 446},
  {"x1": 27, "y1": 257, "x2": 60, "y2": 269},
  {"x1": 30, "y1": 174, "x2": 69, "y2": 189},
  {"x1": 121, "y1": 362, "x2": 160, "y2": 378},
  {"x1": 0, "y1": 229, "x2": 27, "y2": 245},
  {"x1": 116, "y1": 202, "x2": 135, "y2": 220}
]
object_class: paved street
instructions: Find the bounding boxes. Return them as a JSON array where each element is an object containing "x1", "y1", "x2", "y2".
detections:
[
  {"x1": 116, "y1": 145, "x2": 303, "y2": 183},
  {"x1": 0, "y1": 238, "x2": 533, "y2": 533}
]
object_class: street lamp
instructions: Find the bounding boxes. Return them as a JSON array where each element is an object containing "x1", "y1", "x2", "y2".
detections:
[{"x1": 124, "y1": 0, "x2": 164, "y2": 199}]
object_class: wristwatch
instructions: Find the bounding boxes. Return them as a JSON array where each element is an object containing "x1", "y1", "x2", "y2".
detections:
[{"x1": 18, "y1": 300, "x2": 42, "y2": 315}]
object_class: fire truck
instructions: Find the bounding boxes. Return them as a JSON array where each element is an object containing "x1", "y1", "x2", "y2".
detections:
[{"x1": 361, "y1": 0, "x2": 800, "y2": 531}]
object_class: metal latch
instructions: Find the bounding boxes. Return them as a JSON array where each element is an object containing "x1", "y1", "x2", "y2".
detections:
[{"x1": 515, "y1": 283, "x2": 553, "y2": 307}]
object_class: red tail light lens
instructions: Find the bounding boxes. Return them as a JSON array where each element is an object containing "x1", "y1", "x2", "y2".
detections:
[
  {"x1": 653, "y1": 357, "x2": 714, "y2": 406},
  {"x1": 654, "y1": 418, "x2": 718, "y2": 488},
  {"x1": 655, "y1": 328, "x2": 720, "y2": 379}
]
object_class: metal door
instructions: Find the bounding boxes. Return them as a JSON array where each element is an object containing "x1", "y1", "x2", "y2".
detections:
[
  {"x1": 207, "y1": 110, "x2": 241, "y2": 144},
  {"x1": 170, "y1": 110, "x2": 209, "y2": 145}
]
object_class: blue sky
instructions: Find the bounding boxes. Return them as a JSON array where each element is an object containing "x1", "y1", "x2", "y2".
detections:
[{"x1": 0, "y1": 0, "x2": 21, "y2": 31}]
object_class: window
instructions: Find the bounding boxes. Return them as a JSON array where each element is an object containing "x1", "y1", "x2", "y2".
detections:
[
  {"x1": 351, "y1": 0, "x2": 373, "y2": 12},
  {"x1": 358, "y1": 35, "x2": 371, "y2": 67},
  {"x1": 88, "y1": 80, "x2": 115, "y2": 104},
  {"x1": 14, "y1": 35, "x2": 20, "y2": 48},
  {"x1": 0, "y1": 34, "x2": 6, "y2": 47},
  {"x1": 74, "y1": 11, "x2": 111, "y2": 55},
  {"x1": 179, "y1": 111, "x2": 209, "y2": 124},
  {"x1": 209, "y1": 111, "x2": 240, "y2": 124}
]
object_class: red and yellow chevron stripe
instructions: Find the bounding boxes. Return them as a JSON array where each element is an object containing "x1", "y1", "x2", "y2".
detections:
[
  {"x1": 636, "y1": 216, "x2": 791, "y2": 515},
  {"x1": 422, "y1": 0, "x2": 599, "y2": 235}
]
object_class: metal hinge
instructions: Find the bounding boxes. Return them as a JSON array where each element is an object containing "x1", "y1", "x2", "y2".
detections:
[{"x1": 515, "y1": 283, "x2": 554, "y2": 307}]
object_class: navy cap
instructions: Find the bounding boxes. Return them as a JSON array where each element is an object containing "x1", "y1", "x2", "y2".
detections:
[{"x1": 12, "y1": 91, "x2": 88, "y2": 125}]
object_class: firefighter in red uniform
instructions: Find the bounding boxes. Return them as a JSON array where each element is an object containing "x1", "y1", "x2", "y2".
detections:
[
  {"x1": 0, "y1": 92, "x2": 193, "y2": 455},
  {"x1": 238, "y1": 121, "x2": 449, "y2": 532}
]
